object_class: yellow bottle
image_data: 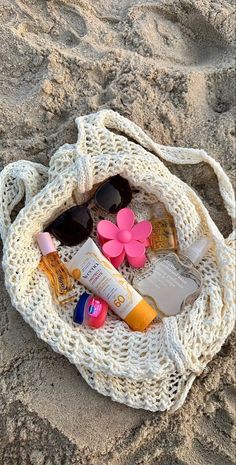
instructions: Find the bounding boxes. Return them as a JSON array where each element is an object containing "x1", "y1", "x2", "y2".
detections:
[
  {"x1": 37, "y1": 232, "x2": 76, "y2": 305},
  {"x1": 150, "y1": 203, "x2": 177, "y2": 252}
]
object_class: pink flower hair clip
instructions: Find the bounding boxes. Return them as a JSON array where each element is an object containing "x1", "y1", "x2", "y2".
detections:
[{"x1": 97, "y1": 208, "x2": 152, "y2": 268}]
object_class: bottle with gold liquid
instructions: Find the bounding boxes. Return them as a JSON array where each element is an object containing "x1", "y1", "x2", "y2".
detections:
[
  {"x1": 37, "y1": 232, "x2": 76, "y2": 305},
  {"x1": 149, "y1": 203, "x2": 177, "y2": 252}
]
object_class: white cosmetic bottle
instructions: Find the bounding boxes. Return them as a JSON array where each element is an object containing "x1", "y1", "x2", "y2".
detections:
[{"x1": 135, "y1": 238, "x2": 211, "y2": 317}]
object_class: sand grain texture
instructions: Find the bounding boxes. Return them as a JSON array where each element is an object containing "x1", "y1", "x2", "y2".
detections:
[{"x1": 0, "y1": 0, "x2": 235, "y2": 464}]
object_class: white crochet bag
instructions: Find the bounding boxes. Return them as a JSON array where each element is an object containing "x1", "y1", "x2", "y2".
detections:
[{"x1": 0, "y1": 110, "x2": 235, "y2": 412}]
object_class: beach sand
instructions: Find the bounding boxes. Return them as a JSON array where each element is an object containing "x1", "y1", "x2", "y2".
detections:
[{"x1": 0, "y1": 0, "x2": 235, "y2": 464}]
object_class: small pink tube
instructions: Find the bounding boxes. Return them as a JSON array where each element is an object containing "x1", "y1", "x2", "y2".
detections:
[
  {"x1": 85, "y1": 296, "x2": 108, "y2": 328},
  {"x1": 73, "y1": 291, "x2": 108, "y2": 329}
]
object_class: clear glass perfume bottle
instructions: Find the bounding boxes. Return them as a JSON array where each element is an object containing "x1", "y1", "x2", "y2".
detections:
[
  {"x1": 135, "y1": 238, "x2": 211, "y2": 316},
  {"x1": 149, "y1": 203, "x2": 177, "y2": 252},
  {"x1": 37, "y1": 232, "x2": 76, "y2": 305}
]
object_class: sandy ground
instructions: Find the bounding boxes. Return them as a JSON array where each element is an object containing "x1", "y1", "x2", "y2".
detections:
[{"x1": 0, "y1": 0, "x2": 235, "y2": 464}]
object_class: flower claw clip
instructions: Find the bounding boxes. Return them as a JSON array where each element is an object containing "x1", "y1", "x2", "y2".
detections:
[{"x1": 97, "y1": 208, "x2": 152, "y2": 268}]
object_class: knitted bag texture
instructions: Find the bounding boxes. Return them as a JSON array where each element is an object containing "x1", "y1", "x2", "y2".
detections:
[{"x1": 0, "y1": 110, "x2": 235, "y2": 411}]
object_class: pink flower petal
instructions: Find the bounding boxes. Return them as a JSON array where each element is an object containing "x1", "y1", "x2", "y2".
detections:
[
  {"x1": 124, "y1": 240, "x2": 145, "y2": 258},
  {"x1": 131, "y1": 221, "x2": 152, "y2": 241},
  {"x1": 97, "y1": 233, "x2": 107, "y2": 246},
  {"x1": 116, "y1": 208, "x2": 135, "y2": 231},
  {"x1": 102, "y1": 239, "x2": 124, "y2": 258},
  {"x1": 143, "y1": 238, "x2": 150, "y2": 247},
  {"x1": 110, "y1": 250, "x2": 126, "y2": 268},
  {"x1": 127, "y1": 254, "x2": 147, "y2": 268},
  {"x1": 97, "y1": 220, "x2": 119, "y2": 240}
]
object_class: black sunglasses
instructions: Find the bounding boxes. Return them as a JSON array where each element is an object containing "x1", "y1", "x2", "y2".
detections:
[{"x1": 45, "y1": 175, "x2": 132, "y2": 246}]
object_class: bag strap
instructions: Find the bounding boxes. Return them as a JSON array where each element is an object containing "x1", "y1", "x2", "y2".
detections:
[
  {"x1": 0, "y1": 161, "x2": 48, "y2": 242},
  {"x1": 0, "y1": 111, "x2": 235, "y2": 245},
  {"x1": 91, "y1": 110, "x2": 235, "y2": 235}
]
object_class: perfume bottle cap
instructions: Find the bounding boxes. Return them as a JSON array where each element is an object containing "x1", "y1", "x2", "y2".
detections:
[
  {"x1": 37, "y1": 232, "x2": 56, "y2": 256},
  {"x1": 151, "y1": 202, "x2": 167, "y2": 217},
  {"x1": 183, "y1": 237, "x2": 211, "y2": 265}
]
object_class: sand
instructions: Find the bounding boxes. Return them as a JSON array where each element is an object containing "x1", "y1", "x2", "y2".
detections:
[{"x1": 0, "y1": 0, "x2": 235, "y2": 464}]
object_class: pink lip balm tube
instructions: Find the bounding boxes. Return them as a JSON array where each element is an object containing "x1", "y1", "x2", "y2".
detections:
[{"x1": 73, "y1": 292, "x2": 108, "y2": 329}]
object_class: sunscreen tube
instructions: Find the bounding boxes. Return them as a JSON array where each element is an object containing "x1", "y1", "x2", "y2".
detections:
[{"x1": 66, "y1": 238, "x2": 157, "y2": 331}]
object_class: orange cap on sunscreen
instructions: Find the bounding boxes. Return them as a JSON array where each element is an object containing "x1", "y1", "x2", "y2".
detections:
[{"x1": 124, "y1": 298, "x2": 157, "y2": 331}]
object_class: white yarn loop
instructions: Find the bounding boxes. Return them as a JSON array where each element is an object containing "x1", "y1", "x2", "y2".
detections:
[
  {"x1": 75, "y1": 153, "x2": 93, "y2": 193},
  {"x1": 0, "y1": 161, "x2": 48, "y2": 242},
  {"x1": 0, "y1": 110, "x2": 235, "y2": 412}
]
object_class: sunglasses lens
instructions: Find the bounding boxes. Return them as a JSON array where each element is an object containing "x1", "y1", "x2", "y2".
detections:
[
  {"x1": 94, "y1": 175, "x2": 132, "y2": 213},
  {"x1": 45, "y1": 206, "x2": 93, "y2": 246}
]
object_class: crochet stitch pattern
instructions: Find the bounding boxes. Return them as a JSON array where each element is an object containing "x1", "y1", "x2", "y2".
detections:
[{"x1": 0, "y1": 110, "x2": 235, "y2": 411}]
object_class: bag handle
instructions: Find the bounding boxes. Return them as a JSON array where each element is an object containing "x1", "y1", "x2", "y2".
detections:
[
  {"x1": 0, "y1": 161, "x2": 48, "y2": 242},
  {"x1": 90, "y1": 110, "x2": 235, "y2": 232},
  {"x1": 1, "y1": 112, "x2": 234, "y2": 244}
]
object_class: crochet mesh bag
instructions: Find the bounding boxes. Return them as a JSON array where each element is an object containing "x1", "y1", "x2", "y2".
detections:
[{"x1": 0, "y1": 110, "x2": 235, "y2": 412}]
